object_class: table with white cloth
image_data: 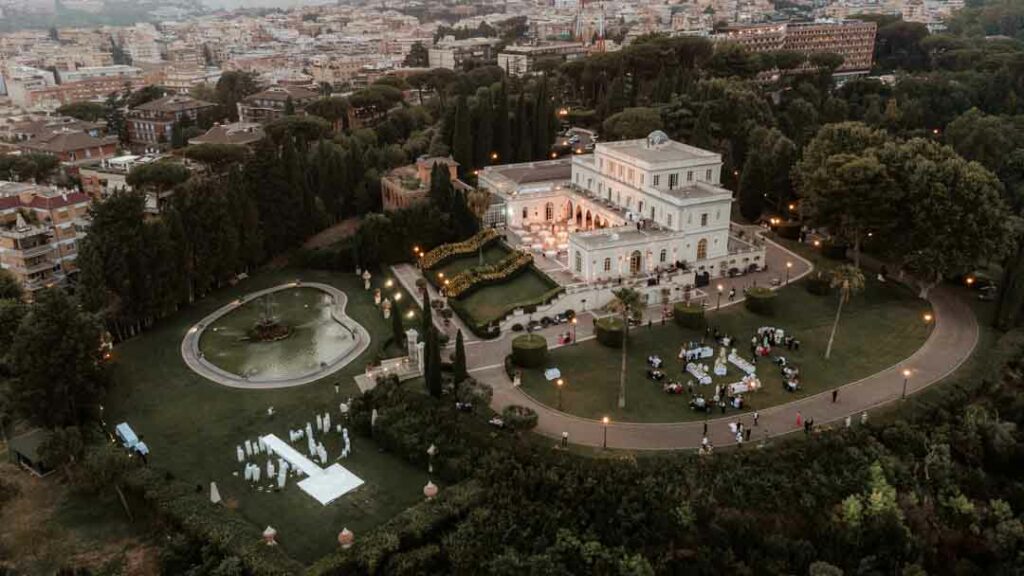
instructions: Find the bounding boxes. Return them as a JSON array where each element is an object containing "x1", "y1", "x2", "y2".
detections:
[
  {"x1": 686, "y1": 362, "x2": 712, "y2": 385},
  {"x1": 728, "y1": 352, "x2": 757, "y2": 375}
]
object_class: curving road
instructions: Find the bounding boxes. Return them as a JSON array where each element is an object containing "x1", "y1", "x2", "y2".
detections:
[
  {"x1": 468, "y1": 252, "x2": 978, "y2": 450},
  {"x1": 181, "y1": 282, "x2": 371, "y2": 390}
]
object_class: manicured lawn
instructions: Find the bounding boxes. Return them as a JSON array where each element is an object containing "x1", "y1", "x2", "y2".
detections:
[
  {"x1": 520, "y1": 275, "x2": 932, "y2": 423},
  {"x1": 456, "y1": 268, "x2": 558, "y2": 326},
  {"x1": 103, "y1": 268, "x2": 428, "y2": 565}
]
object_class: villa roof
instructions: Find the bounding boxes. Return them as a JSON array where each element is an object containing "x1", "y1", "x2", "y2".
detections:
[
  {"x1": 132, "y1": 95, "x2": 216, "y2": 113},
  {"x1": 600, "y1": 137, "x2": 720, "y2": 165},
  {"x1": 661, "y1": 181, "x2": 731, "y2": 201},
  {"x1": 19, "y1": 129, "x2": 118, "y2": 154},
  {"x1": 188, "y1": 122, "x2": 265, "y2": 146},
  {"x1": 485, "y1": 159, "x2": 572, "y2": 186}
]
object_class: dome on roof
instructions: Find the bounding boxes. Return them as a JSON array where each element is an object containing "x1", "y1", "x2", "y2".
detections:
[{"x1": 646, "y1": 130, "x2": 670, "y2": 148}]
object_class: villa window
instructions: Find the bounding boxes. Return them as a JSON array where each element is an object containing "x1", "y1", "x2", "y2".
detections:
[
  {"x1": 638, "y1": 200, "x2": 644, "y2": 213},
  {"x1": 618, "y1": 165, "x2": 624, "y2": 179},
  {"x1": 626, "y1": 196, "x2": 632, "y2": 209},
  {"x1": 659, "y1": 249, "x2": 667, "y2": 263},
  {"x1": 640, "y1": 174, "x2": 644, "y2": 185},
  {"x1": 522, "y1": 207, "x2": 528, "y2": 220},
  {"x1": 669, "y1": 173, "x2": 678, "y2": 190},
  {"x1": 599, "y1": 158, "x2": 604, "y2": 169},
  {"x1": 687, "y1": 171, "x2": 693, "y2": 182},
  {"x1": 701, "y1": 213, "x2": 708, "y2": 226},
  {"x1": 603, "y1": 258, "x2": 611, "y2": 271},
  {"x1": 667, "y1": 214, "x2": 673, "y2": 227},
  {"x1": 587, "y1": 178, "x2": 593, "y2": 190},
  {"x1": 628, "y1": 168, "x2": 634, "y2": 182},
  {"x1": 697, "y1": 239, "x2": 708, "y2": 260},
  {"x1": 706, "y1": 169, "x2": 712, "y2": 180},
  {"x1": 574, "y1": 251, "x2": 582, "y2": 273},
  {"x1": 653, "y1": 174, "x2": 660, "y2": 187}
]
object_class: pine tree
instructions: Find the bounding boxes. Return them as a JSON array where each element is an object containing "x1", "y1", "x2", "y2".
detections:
[
  {"x1": 453, "y1": 329, "x2": 467, "y2": 388},
  {"x1": 495, "y1": 81, "x2": 512, "y2": 164},
  {"x1": 452, "y1": 94, "x2": 473, "y2": 173}
]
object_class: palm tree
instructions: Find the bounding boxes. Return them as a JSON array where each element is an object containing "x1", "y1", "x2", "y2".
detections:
[
  {"x1": 608, "y1": 287, "x2": 643, "y2": 408},
  {"x1": 824, "y1": 264, "x2": 865, "y2": 360}
]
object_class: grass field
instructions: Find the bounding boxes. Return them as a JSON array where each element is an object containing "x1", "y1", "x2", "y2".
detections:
[
  {"x1": 103, "y1": 268, "x2": 428, "y2": 564},
  {"x1": 520, "y1": 275, "x2": 932, "y2": 423}
]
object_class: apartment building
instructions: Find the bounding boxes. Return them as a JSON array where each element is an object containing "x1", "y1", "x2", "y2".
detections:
[
  {"x1": 237, "y1": 85, "x2": 318, "y2": 124},
  {"x1": 714, "y1": 19, "x2": 878, "y2": 74},
  {"x1": 428, "y1": 37, "x2": 501, "y2": 70},
  {"x1": 126, "y1": 94, "x2": 217, "y2": 151},
  {"x1": 0, "y1": 181, "x2": 90, "y2": 292},
  {"x1": 497, "y1": 42, "x2": 588, "y2": 76},
  {"x1": 17, "y1": 127, "x2": 119, "y2": 168},
  {"x1": 162, "y1": 66, "x2": 222, "y2": 93}
]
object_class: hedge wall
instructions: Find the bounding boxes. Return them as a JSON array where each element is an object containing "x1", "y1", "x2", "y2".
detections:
[
  {"x1": 123, "y1": 467, "x2": 304, "y2": 575},
  {"x1": 511, "y1": 334, "x2": 548, "y2": 368},
  {"x1": 744, "y1": 287, "x2": 777, "y2": 315},
  {"x1": 501, "y1": 405, "x2": 538, "y2": 431},
  {"x1": 308, "y1": 480, "x2": 484, "y2": 576},
  {"x1": 673, "y1": 302, "x2": 705, "y2": 329},
  {"x1": 595, "y1": 316, "x2": 624, "y2": 348}
]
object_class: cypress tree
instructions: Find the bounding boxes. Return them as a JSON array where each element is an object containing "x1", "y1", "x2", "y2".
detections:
[
  {"x1": 495, "y1": 81, "x2": 512, "y2": 164},
  {"x1": 452, "y1": 94, "x2": 473, "y2": 174},
  {"x1": 473, "y1": 88, "x2": 494, "y2": 169},
  {"x1": 391, "y1": 298, "x2": 405, "y2": 348},
  {"x1": 532, "y1": 78, "x2": 550, "y2": 159},
  {"x1": 453, "y1": 329, "x2": 467, "y2": 388},
  {"x1": 425, "y1": 327, "x2": 442, "y2": 398},
  {"x1": 421, "y1": 291, "x2": 433, "y2": 336},
  {"x1": 515, "y1": 93, "x2": 532, "y2": 163},
  {"x1": 429, "y1": 163, "x2": 453, "y2": 212}
]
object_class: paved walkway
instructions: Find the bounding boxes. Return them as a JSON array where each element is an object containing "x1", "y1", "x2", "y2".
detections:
[
  {"x1": 181, "y1": 282, "x2": 371, "y2": 389},
  {"x1": 467, "y1": 243, "x2": 978, "y2": 450}
]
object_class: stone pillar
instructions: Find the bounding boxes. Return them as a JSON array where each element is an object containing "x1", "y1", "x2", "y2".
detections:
[
  {"x1": 416, "y1": 342, "x2": 425, "y2": 374},
  {"x1": 406, "y1": 328, "x2": 419, "y2": 358}
]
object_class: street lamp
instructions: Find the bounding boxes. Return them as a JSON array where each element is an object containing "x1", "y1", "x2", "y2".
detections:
[
  {"x1": 602, "y1": 416, "x2": 609, "y2": 449},
  {"x1": 556, "y1": 378, "x2": 564, "y2": 411},
  {"x1": 923, "y1": 313, "x2": 933, "y2": 324},
  {"x1": 570, "y1": 317, "x2": 577, "y2": 344},
  {"x1": 785, "y1": 261, "x2": 793, "y2": 285},
  {"x1": 716, "y1": 284, "x2": 724, "y2": 311},
  {"x1": 901, "y1": 368, "x2": 911, "y2": 399}
]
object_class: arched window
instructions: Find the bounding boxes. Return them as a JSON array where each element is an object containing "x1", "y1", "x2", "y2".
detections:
[
  {"x1": 696, "y1": 239, "x2": 708, "y2": 260},
  {"x1": 603, "y1": 258, "x2": 611, "y2": 272},
  {"x1": 629, "y1": 251, "x2": 642, "y2": 275}
]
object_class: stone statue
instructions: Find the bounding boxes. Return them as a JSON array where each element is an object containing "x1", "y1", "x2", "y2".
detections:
[{"x1": 362, "y1": 270, "x2": 372, "y2": 290}]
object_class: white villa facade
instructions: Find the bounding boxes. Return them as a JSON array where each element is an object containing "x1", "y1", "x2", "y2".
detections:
[{"x1": 479, "y1": 132, "x2": 765, "y2": 288}]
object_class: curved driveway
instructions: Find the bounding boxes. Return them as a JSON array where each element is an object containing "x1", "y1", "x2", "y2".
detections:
[
  {"x1": 471, "y1": 270, "x2": 978, "y2": 451},
  {"x1": 181, "y1": 282, "x2": 371, "y2": 390}
]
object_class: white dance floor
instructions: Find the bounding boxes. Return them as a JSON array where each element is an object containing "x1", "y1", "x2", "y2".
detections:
[{"x1": 261, "y1": 434, "x2": 364, "y2": 505}]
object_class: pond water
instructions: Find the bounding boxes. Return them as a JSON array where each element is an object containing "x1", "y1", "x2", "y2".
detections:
[{"x1": 198, "y1": 287, "x2": 356, "y2": 381}]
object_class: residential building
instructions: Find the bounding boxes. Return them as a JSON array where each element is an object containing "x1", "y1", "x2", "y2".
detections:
[
  {"x1": 237, "y1": 85, "x2": 318, "y2": 124},
  {"x1": 0, "y1": 181, "x2": 90, "y2": 292},
  {"x1": 79, "y1": 154, "x2": 162, "y2": 204},
  {"x1": 162, "y1": 66, "x2": 223, "y2": 94},
  {"x1": 16, "y1": 127, "x2": 119, "y2": 168},
  {"x1": 380, "y1": 156, "x2": 468, "y2": 211},
  {"x1": 126, "y1": 94, "x2": 217, "y2": 152},
  {"x1": 428, "y1": 37, "x2": 502, "y2": 70},
  {"x1": 714, "y1": 20, "x2": 878, "y2": 75},
  {"x1": 497, "y1": 42, "x2": 588, "y2": 76},
  {"x1": 188, "y1": 122, "x2": 265, "y2": 147}
]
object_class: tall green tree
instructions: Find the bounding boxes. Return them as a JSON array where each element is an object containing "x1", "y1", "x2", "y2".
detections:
[
  {"x1": 473, "y1": 87, "x2": 494, "y2": 169},
  {"x1": 10, "y1": 289, "x2": 107, "y2": 428},
  {"x1": 452, "y1": 94, "x2": 473, "y2": 173},
  {"x1": 494, "y1": 81, "x2": 512, "y2": 164},
  {"x1": 739, "y1": 127, "x2": 796, "y2": 221},
  {"x1": 453, "y1": 329, "x2": 467, "y2": 387},
  {"x1": 424, "y1": 326, "x2": 442, "y2": 398},
  {"x1": 392, "y1": 299, "x2": 405, "y2": 348},
  {"x1": 429, "y1": 162, "x2": 454, "y2": 212},
  {"x1": 515, "y1": 93, "x2": 533, "y2": 162}
]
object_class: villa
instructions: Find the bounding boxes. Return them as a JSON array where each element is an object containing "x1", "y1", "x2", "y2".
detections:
[{"x1": 478, "y1": 131, "x2": 765, "y2": 291}]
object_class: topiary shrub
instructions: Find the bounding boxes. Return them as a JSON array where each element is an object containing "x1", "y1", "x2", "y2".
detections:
[
  {"x1": 594, "y1": 316, "x2": 624, "y2": 348},
  {"x1": 673, "y1": 302, "x2": 705, "y2": 329},
  {"x1": 501, "y1": 405, "x2": 538, "y2": 431},
  {"x1": 511, "y1": 334, "x2": 548, "y2": 367},
  {"x1": 805, "y1": 271, "x2": 832, "y2": 296},
  {"x1": 744, "y1": 287, "x2": 777, "y2": 315}
]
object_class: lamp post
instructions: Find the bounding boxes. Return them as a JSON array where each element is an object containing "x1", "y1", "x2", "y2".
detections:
[
  {"x1": 923, "y1": 313, "x2": 933, "y2": 324},
  {"x1": 602, "y1": 416, "x2": 609, "y2": 449},
  {"x1": 716, "y1": 284, "x2": 724, "y2": 311},
  {"x1": 570, "y1": 317, "x2": 577, "y2": 344},
  {"x1": 901, "y1": 368, "x2": 911, "y2": 399},
  {"x1": 785, "y1": 261, "x2": 793, "y2": 285},
  {"x1": 556, "y1": 378, "x2": 564, "y2": 411}
]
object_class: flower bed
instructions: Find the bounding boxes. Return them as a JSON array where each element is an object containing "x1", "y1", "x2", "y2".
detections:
[
  {"x1": 420, "y1": 229, "x2": 499, "y2": 270},
  {"x1": 443, "y1": 250, "x2": 533, "y2": 298}
]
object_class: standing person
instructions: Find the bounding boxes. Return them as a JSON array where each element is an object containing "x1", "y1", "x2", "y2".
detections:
[
  {"x1": 753, "y1": 410, "x2": 760, "y2": 426},
  {"x1": 703, "y1": 420, "x2": 707, "y2": 435},
  {"x1": 561, "y1": 432, "x2": 568, "y2": 448},
  {"x1": 860, "y1": 411, "x2": 868, "y2": 425},
  {"x1": 729, "y1": 287, "x2": 736, "y2": 301},
  {"x1": 832, "y1": 389, "x2": 839, "y2": 403},
  {"x1": 745, "y1": 428, "x2": 752, "y2": 442},
  {"x1": 795, "y1": 411, "x2": 802, "y2": 428}
]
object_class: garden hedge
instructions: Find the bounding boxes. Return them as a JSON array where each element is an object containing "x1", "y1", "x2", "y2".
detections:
[
  {"x1": 744, "y1": 287, "x2": 777, "y2": 315},
  {"x1": 672, "y1": 302, "x2": 705, "y2": 329},
  {"x1": 805, "y1": 272, "x2": 832, "y2": 296},
  {"x1": 502, "y1": 405, "x2": 539, "y2": 431},
  {"x1": 594, "y1": 316, "x2": 624, "y2": 348},
  {"x1": 511, "y1": 334, "x2": 548, "y2": 368}
]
